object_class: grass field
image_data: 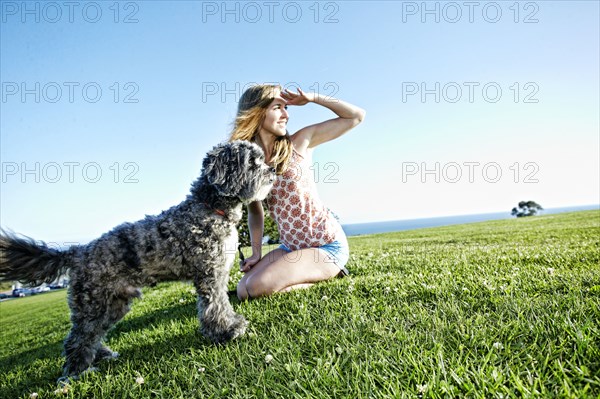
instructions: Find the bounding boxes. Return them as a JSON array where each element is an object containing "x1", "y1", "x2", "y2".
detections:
[{"x1": 1, "y1": 210, "x2": 598, "y2": 398}]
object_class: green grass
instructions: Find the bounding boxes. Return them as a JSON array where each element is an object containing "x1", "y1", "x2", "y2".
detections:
[{"x1": 1, "y1": 210, "x2": 598, "y2": 398}]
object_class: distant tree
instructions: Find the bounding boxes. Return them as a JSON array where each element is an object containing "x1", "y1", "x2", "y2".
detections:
[
  {"x1": 511, "y1": 201, "x2": 543, "y2": 217},
  {"x1": 237, "y1": 202, "x2": 280, "y2": 248}
]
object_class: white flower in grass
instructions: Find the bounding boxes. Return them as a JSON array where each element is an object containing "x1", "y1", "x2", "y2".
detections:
[
  {"x1": 416, "y1": 384, "x2": 428, "y2": 394},
  {"x1": 30, "y1": 393, "x2": 38, "y2": 399},
  {"x1": 335, "y1": 346, "x2": 344, "y2": 355},
  {"x1": 265, "y1": 354, "x2": 274, "y2": 364},
  {"x1": 547, "y1": 267, "x2": 555, "y2": 276},
  {"x1": 321, "y1": 295, "x2": 328, "y2": 301},
  {"x1": 493, "y1": 342, "x2": 504, "y2": 350},
  {"x1": 492, "y1": 368, "x2": 500, "y2": 381},
  {"x1": 179, "y1": 298, "x2": 185, "y2": 303},
  {"x1": 135, "y1": 376, "x2": 145, "y2": 385},
  {"x1": 198, "y1": 367, "x2": 206, "y2": 373}
]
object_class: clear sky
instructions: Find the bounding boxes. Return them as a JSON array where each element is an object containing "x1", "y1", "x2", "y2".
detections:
[{"x1": 1, "y1": 0, "x2": 599, "y2": 244}]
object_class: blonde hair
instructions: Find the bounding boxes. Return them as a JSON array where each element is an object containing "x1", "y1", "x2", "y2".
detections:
[{"x1": 229, "y1": 84, "x2": 293, "y2": 174}]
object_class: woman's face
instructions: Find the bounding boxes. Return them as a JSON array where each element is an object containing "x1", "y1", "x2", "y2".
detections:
[{"x1": 260, "y1": 90, "x2": 289, "y2": 137}]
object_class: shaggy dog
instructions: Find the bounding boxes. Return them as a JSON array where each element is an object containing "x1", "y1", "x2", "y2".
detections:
[{"x1": 0, "y1": 140, "x2": 275, "y2": 379}]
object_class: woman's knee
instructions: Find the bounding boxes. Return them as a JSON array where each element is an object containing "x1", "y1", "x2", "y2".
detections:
[
  {"x1": 236, "y1": 282, "x2": 248, "y2": 301},
  {"x1": 237, "y1": 273, "x2": 267, "y2": 300},
  {"x1": 236, "y1": 274, "x2": 251, "y2": 301},
  {"x1": 244, "y1": 273, "x2": 277, "y2": 299},
  {"x1": 244, "y1": 275, "x2": 262, "y2": 299}
]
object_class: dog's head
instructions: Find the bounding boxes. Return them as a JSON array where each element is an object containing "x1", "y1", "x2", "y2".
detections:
[{"x1": 201, "y1": 140, "x2": 275, "y2": 203}]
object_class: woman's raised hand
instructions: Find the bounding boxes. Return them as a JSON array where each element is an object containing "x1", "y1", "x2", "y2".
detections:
[{"x1": 281, "y1": 87, "x2": 313, "y2": 106}]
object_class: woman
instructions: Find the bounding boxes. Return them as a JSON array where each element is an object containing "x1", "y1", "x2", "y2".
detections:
[{"x1": 230, "y1": 84, "x2": 365, "y2": 300}]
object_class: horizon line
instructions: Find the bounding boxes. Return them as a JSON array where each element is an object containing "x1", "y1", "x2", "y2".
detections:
[{"x1": 340, "y1": 204, "x2": 600, "y2": 226}]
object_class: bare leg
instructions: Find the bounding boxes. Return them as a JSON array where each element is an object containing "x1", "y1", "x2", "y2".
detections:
[{"x1": 237, "y1": 247, "x2": 340, "y2": 300}]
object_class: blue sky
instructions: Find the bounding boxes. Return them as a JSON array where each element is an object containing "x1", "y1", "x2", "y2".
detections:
[{"x1": 1, "y1": 0, "x2": 599, "y2": 244}]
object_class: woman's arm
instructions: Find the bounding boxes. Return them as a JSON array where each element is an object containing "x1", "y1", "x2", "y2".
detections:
[
  {"x1": 241, "y1": 200, "x2": 264, "y2": 272},
  {"x1": 282, "y1": 88, "x2": 366, "y2": 150}
]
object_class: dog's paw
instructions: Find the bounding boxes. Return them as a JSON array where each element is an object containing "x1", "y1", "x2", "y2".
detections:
[
  {"x1": 57, "y1": 367, "x2": 99, "y2": 384},
  {"x1": 227, "y1": 313, "x2": 248, "y2": 340},
  {"x1": 94, "y1": 347, "x2": 119, "y2": 364},
  {"x1": 201, "y1": 313, "x2": 248, "y2": 344},
  {"x1": 57, "y1": 376, "x2": 72, "y2": 385}
]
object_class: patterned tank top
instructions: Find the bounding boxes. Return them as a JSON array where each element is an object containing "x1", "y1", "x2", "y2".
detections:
[{"x1": 266, "y1": 148, "x2": 339, "y2": 251}]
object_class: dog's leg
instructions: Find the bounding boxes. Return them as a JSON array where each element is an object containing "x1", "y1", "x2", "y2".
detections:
[
  {"x1": 193, "y1": 262, "x2": 247, "y2": 343},
  {"x1": 62, "y1": 319, "x2": 105, "y2": 377},
  {"x1": 92, "y1": 286, "x2": 140, "y2": 365},
  {"x1": 62, "y1": 283, "x2": 137, "y2": 377}
]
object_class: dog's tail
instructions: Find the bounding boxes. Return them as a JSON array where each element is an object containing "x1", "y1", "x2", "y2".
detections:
[{"x1": 0, "y1": 230, "x2": 74, "y2": 286}]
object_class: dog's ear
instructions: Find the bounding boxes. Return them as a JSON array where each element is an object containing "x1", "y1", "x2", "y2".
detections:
[{"x1": 202, "y1": 143, "x2": 239, "y2": 197}]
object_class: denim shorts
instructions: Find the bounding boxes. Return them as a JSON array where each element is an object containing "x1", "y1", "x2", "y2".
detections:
[{"x1": 278, "y1": 229, "x2": 350, "y2": 277}]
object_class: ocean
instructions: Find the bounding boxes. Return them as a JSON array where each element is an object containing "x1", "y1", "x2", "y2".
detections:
[{"x1": 341, "y1": 204, "x2": 599, "y2": 237}]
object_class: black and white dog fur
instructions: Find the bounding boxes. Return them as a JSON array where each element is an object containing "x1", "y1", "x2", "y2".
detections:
[{"x1": 0, "y1": 140, "x2": 275, "y2": 379}]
